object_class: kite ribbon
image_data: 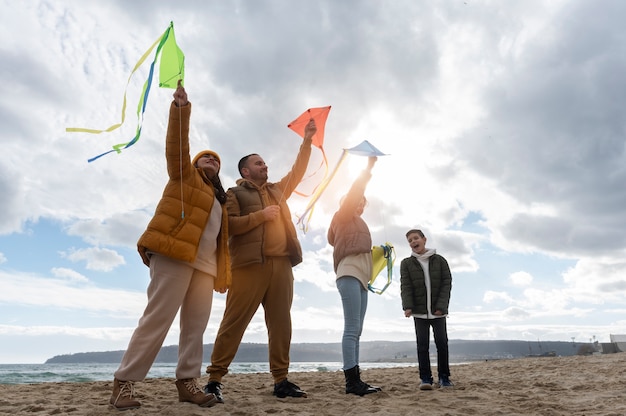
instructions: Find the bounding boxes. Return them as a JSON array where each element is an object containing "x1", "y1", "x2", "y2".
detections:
[
  {"x1": 369, "y1": 243, "x2": 395, "y2": 295},
  {"x1": 296, "y1": 140, "x2": 387, "y2": 232},
  {"x1": 296, "y1": 149, "x2": 349, "y2": 232},
  {"x1": 66, "y1": 21, "x2": 184, "y2": 162}
]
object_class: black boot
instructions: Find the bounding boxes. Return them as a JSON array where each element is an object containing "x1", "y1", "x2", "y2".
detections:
[
  {"x1": 344, "y1": 366, "x2": 378, "y2": 396},
  {"x1": 356, "y1": 365, "x2": 382, "y2": 392}
]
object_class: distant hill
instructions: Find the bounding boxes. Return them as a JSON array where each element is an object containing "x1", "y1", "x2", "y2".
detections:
[{"x1": 45, "y1": 340, "x2": 586, "y2": 364}]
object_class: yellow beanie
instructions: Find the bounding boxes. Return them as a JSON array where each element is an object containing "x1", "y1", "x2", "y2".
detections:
[{"x1": 192, "y1": 150, "x2": 221, "y2": 173}]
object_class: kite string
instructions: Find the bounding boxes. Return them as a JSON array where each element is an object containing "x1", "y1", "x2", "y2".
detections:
[
  {"x1": 276, "y1": 174, "x2": 290, "y2": 209},
  {"x1": 179, "y1": 101, "x2": 184, "y2": 218}
]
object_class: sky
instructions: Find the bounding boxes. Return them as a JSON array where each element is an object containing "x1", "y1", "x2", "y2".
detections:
[{"x1": 1, "y1": 0, "x2": 626, "y2": 364}]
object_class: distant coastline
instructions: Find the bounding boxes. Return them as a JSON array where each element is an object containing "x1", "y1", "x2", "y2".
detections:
[{"x1": 44, "y1": 340, "x2": 589, "y2": 364}]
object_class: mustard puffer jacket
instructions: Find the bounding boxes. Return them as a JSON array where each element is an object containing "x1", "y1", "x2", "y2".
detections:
[{"x1": 137, "y1": 101, "x2": 231, "y2": 292}]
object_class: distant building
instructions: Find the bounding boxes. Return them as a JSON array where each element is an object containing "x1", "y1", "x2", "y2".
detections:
[{"x1": 609, "y1": 334, "x2": 626, "y2": 353}]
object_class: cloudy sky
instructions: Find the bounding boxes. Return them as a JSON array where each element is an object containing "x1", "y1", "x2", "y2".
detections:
[{"x1": 2, "y1": 0, "x2": 626, "y2": 364}]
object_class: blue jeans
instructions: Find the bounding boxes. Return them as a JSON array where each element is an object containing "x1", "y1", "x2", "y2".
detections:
[
  {"x1": 336, "y1": 276, "x2": 368, "y2": 370},
  {"x1": 413, "y1": 317, "x2": 450, "y2": 381}
]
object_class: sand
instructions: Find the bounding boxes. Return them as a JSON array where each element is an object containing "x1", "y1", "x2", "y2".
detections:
[{"x1": 1, "y1": 353, "x2": 626, "y2": 415}]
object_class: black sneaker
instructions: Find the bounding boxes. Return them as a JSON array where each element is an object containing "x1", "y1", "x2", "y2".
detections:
[
  {"x1": 273, "y1": 379, "x2": 307, "y2": 398},
  {"x1": 438, "y1": 376, "x2": 454, "y2": 388},
  {"x1": 419, "y1": 378, "x2": 433, "y2": 390},
  {"x1": 203, "y1": 381, "x2": 224, "y2": 403}
]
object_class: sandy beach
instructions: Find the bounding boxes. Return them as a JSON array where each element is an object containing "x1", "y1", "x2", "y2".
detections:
[{"x1": 1, "y1": 353, "x2": 625, "y2": 416}]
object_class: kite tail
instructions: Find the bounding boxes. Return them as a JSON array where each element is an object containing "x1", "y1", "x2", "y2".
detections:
[
  {"x1": 67, "y1": 22, "x2": 183, "y2": 162},
  {"x1": 67, "y1": 24, "x2": 169, "y2": 136},
  {"x1": 296, "y1": 149, "x2": 348, "y2": 232},
  {"x1": 86, "y1": 67, "x2": 154, "y2": 162},
  {"x1": 293, "y1": 146, "x2": 329, "y2": 198}
]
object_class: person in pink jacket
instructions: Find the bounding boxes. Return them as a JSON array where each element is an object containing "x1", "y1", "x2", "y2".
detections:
[
  {"x1": 327, "y1": 156, "x2": 381, "y2": 396},
  {"x1": 109, "y1": 82, "x2": 231, "y2": 410}
]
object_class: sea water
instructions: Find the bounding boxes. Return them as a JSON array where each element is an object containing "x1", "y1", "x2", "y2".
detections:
[{"x1": 0, "y1": 362, "x2": 417, "y2": 385}]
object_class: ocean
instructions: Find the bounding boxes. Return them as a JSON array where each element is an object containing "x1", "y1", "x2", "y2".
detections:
[{"x1": 0, "y1": 362, "x2": 417, "y2": 385}]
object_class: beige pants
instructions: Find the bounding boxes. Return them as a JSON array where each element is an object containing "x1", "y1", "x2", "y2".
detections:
[
  {"x1": 207, "y1": 256, "x2": 293, "y2": 383},
  {"x1": 115, "y1": 253, "x2": 214, "y2": 381}
]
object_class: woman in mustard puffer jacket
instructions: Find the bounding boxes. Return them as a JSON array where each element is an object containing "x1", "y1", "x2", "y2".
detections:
[{"x1": 109, "y1": 82, "x2": 231, "y2": 410}]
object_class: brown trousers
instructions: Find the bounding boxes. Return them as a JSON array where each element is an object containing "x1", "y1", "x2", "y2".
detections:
[
  {"x1": 207, "y1": 256, "x2": 294, "y2": 383},
  {"x1": 114, "y1": 254, "x2": 214, "y2": 381}
]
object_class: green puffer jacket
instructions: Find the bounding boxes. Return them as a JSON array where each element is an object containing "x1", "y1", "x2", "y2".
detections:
[
  {"x1": 137, "y1": 101, "x2": 231, "y2": 292},
  {"x1": 400, "y1": 254, "x2": 452, "y2": 315}
]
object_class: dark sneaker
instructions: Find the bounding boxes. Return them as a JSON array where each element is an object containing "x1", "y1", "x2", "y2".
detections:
[
  {"x1": 438, "y1": 376, "x2": 454, "y2": 388},
  {"x1": 419, "y1": 378, "x2": 433, "y2": 390},
  {"x1": 204, "y1": 381, "x2": 224, "y2": 403},
  {"x1": 273, "y1": 379, "x2": 308, "y2": 398}
]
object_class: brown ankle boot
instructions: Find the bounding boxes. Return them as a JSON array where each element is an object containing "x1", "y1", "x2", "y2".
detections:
[
  {"x1": 110, "y1": 378, "x2": 141, "y2": 410},
  {"x1": 175, "y1": 378, "x2": 218, "y2": 407}
]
